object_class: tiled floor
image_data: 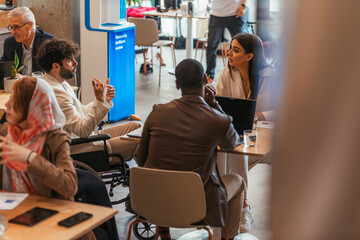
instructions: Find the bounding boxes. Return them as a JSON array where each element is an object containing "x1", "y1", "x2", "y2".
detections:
[{"x1": 105, "y1": 47, "x2": 271, "y2": 240}]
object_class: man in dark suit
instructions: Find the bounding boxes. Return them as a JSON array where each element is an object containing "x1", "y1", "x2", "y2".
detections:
[
  {"x1": 1, "y1": 7, "x2": 54, "y2": 76},
  {"x1": 136, "y1": 58, "x2": 245, "y2": 240}
]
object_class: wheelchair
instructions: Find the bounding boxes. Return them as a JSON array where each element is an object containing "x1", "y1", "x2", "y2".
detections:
[
  {"x1": 132, "y1": 222, "x2": 156, "y2": 240},
  {"x1": 71, "y1": 131, "x2": 130, "y2": 205}
]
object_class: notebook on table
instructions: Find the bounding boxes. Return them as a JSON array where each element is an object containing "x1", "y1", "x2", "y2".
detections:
[
  {"x1": 127, "y1": 126, "x2": 143, "y2": 138},
  {"x1": 215, "y1": 96, "x2": 257, "y2": 136}
]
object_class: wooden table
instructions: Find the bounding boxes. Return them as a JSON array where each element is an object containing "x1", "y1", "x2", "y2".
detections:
[
  {"x1": 0, "y1": 194, "x2": 117, "y2": 240},
  {"x1": 0, "y1": 91, "x2": 9, "y2": 109},
  {"x1": 122, "y1": 127, "x2": 272, "y2": 158},
  {"x1": 0, "y1": 91, "x2": 9, "y2": 118},
  {"x1": 218, "y1": 127, "x2": 273, "y2": 158},
  {"x1": 141, "y1": 10, "x2": 209, "y2": 58}
]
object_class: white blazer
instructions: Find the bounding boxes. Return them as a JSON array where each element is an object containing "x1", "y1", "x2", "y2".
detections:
[{"x1": 43, "y1": 73, "x2": 113, "y2": 138}]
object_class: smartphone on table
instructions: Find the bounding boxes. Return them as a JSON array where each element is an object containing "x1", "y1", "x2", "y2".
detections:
[{"x1": 58, "y1": 212, "x2": 93, "y2": 227}]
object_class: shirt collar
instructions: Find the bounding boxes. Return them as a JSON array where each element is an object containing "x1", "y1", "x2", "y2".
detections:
[
  {"x1": 180, "y1": 94, "x2": 208, "y2": 105},
  {"x1": 22, "y1": 34, "x2": 35, "y2": 52},
  {"x1": 43, "y1": 72, "x2": 62, "y2": 84}
]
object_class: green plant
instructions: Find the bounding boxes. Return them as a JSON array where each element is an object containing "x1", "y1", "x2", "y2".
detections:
[
  {"x1": 127, "y1": 0, "x2": 144, "y2": 6},
  {"x1": 10, "y1": 51, "x2": 24, "y2": 79}
]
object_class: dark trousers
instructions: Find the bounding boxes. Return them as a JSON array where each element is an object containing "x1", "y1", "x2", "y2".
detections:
[{"x1": 206, "y1": 15, "x2": 245, "y2": 78}]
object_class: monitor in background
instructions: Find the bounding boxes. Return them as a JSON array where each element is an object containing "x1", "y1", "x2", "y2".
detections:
[
  {"x1": 215, "y1": 96, "x2": 257, "y2": 135},
  {"x1": 0, "y1": 61, "x2": 14, "y2": 90}
]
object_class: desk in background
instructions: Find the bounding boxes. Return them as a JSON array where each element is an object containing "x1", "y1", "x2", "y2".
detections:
[
  {"x1": 0, "y1": 193, "x2": 117, "y2": 240},
  {"x1": 141, "y1": 10, "x2": 209, "y2": 58}
]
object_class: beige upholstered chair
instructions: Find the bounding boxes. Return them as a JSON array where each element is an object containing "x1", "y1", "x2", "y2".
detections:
[
  {"x1": 128, "y1": 17, "x2": 176, "y2": 86},
  {"x1": 127, "y1": 167, "x2": 224, "y2": 240}
]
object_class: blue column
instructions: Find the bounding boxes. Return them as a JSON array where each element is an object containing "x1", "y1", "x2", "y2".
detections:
[{"x1": 107, "y1": 28, "x2": 135, "y2": 122}]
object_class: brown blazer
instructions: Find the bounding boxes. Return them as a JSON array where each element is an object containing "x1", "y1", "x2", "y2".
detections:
[
  {"x1": 137, "y1": 95, "x2": 240, "y2": 227},
  {"x1": 1, "y1": 128, "x2": 78, "y2": 200}
]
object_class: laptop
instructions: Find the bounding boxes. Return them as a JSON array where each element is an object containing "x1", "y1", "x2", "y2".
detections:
[
  {"x1": 0, "y1": 61, "x2": 14, "y2": 90},
  {"x1": 215, "y1": 96, "x2": 257, "y2": 135}
]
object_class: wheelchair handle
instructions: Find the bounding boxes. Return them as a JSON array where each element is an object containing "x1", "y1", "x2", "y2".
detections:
[
  {"x1": 71, "y1": 134, "x2": 111, "y2": 145},
  {"x1": 97, "y1": 120, "x2": 106, "y2": 131}
]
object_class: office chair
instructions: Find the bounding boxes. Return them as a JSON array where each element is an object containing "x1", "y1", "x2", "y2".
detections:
[
  {"x1": 128, "y1": 167, "x2": 228, "y2": 240},
  {"x1": 128, "y1": 17, "x2": 176, "y2": 86}
]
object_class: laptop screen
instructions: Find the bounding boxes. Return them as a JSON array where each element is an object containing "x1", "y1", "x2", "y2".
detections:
[
  {"x1": 0, "y1": 61, "x2": 15, "y2": 89},
  {"x1": 215, "y1": 96, "x2": 257, "y2": 135}
]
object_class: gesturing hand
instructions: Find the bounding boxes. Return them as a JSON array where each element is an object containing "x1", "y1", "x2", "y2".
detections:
[
  {"x1": 0, "y1": 136, "x2": 32, "y2": 164},
  {"x1": 105, "y1": 79, "x2": 115, "y2": 102},
  {"x1": 92, "y1": 77, "x2": 108, "y2": 102},
  {"x1": 204, "y1": 85, "x2": 217, "y2": 107}
]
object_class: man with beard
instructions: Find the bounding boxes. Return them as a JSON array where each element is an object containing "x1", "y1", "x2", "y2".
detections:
[
  {"x1": 36, "y1": 39, "x2": 141, "y2": 165},
  {"x1": 1, "y1": 7, "x2": 54, "y2": 76}
]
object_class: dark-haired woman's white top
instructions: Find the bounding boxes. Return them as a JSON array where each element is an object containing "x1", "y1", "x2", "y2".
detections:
[{"x1": 215, "y1": 66, "x2": 276, "y2": 121}]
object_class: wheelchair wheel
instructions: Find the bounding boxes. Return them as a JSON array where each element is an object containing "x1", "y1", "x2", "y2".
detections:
[
  {"x1": 133, "y1": 222, "x2": 156, "y2": 240},
  {"x1": 73, "y1": 160, "x2": 100, "y2": 178}
]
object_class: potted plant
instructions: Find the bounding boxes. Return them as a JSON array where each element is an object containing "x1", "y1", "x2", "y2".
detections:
[{"x1": 4, "y1": 51, "x2": 23, "y2": 93}]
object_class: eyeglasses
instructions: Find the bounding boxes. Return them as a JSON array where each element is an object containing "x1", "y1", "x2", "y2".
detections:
[{"x1": 7, "y1": 22, "x2": 29, "y2": 31}]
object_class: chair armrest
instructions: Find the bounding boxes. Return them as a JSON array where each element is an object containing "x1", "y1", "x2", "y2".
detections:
[{"x1": 71, "y1": 134, "x2": 111, "y2": 146}]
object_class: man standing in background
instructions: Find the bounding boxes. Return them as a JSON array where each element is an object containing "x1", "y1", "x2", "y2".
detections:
[{"x1": 206, "y1": 0, "x2": 248, "y2": 82}]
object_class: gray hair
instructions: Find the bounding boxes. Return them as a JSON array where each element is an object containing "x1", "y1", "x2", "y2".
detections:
[{"x1": 8, "y1": 7, "x2": 36, "y2": 30}]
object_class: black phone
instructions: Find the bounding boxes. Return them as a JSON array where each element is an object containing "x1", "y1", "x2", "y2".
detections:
[
  {"x1": 58, "y1": 212, "x2": 93, "y2": 228},
  {"x1": 9, "y1": 207, "x2": 59, "y2": 227}
]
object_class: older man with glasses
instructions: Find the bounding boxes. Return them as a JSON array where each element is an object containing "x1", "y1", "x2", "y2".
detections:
[{"x1": 1, "y1": 7, "x2": 54, "y2": 76}]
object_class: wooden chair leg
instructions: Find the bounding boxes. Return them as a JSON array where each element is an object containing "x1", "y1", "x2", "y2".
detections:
[
  {"x1": 142, "y1": 48, "x2": 148, "y2": 75},
  {"x1": 170, "y1": 43, "x2": 176, "y2": 67},
  {"x1": 224, "y1": 43, "x2": 228, "y2": 64},
  {"x1": 158, "y1": 47, "x2": 162, "y2": 86},
  {"x1": 202, "y1": 227, "x2": 212, "y2": 240},
  {"x1": 224, "y1": 225, "x2": 229, "y2": 240},
  {"x1": 220, "y1": 43, "x2": 228, "y2": 66},
  {"x1": 201, "y1": 41, "x2": 206, "y2": 63},
  {"x1": 221, "y1": 43, "x2": 225, "y2": 66},
  {"x1": 127, "y1": 220, "x2": 142, "y2": 240},
  {"x1": 151, "y1": 46, "x2": 154, "y2": 66},
  {"x1": 155, "y1": 225, "x2": 160, "y2": 240},
  {"x1": 195, "y1": 40, "x2": 200, "y2": 59}
]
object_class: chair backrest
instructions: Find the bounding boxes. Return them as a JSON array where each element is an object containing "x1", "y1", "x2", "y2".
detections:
[
  {"x1": 130, "y1": 167, "x2": 207, "y2": 228},
  {"x1": 128, "y1": 17, "x2": 159, "y2": 46}
]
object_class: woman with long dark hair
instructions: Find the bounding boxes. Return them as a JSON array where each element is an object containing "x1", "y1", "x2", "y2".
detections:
[
  {"x1": 215, "y1": 33, "x2": 276, "y2": 234},
  {"x1": 215, "y1": 33, "x2": 275, "y2": 120}
]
